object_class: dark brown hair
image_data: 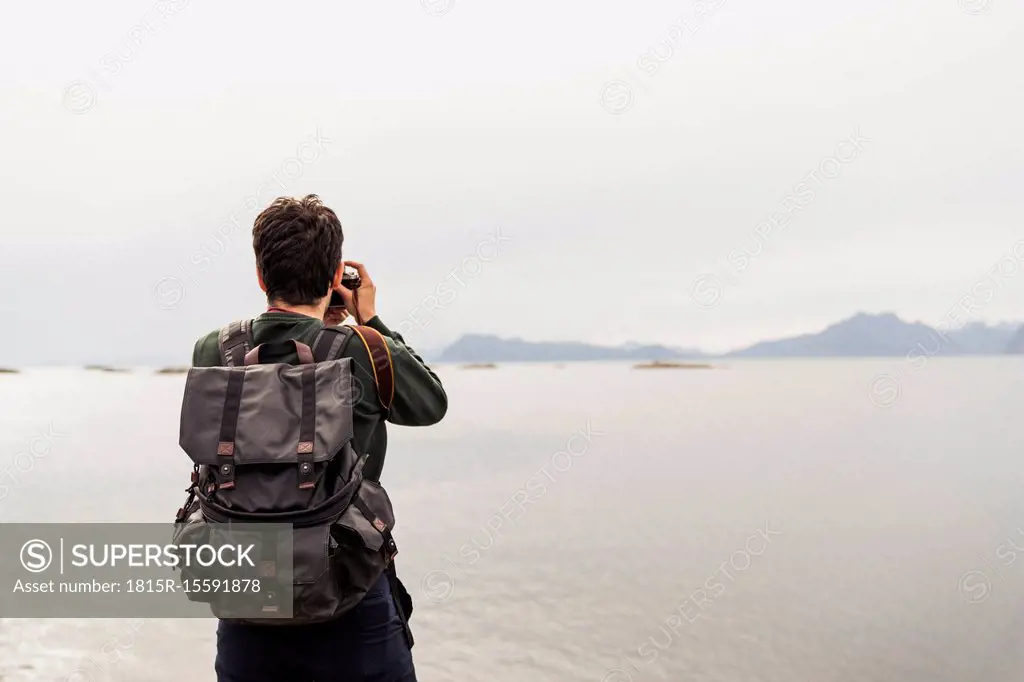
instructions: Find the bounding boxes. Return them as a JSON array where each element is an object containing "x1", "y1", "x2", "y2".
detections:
[{"x1": 252, "y1": 194, "x2": 343, "y2": 306}]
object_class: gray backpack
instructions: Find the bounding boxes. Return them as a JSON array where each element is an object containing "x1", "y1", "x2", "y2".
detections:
[{"x1": 174, "y1": 319, "x2": 406, "y2": 630}]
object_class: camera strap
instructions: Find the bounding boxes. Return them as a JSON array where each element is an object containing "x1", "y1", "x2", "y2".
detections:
[
  {"x1": 349, "y1": 326, "x2": 395, "y2": 412},
  {"x1": 310, "y1": 325, "x2": 394, "y2": 413}
]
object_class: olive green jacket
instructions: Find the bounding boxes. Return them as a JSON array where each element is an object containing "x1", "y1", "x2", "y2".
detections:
[{"x1": 191, "y1": 312, "x2": 447, "y2": 481}]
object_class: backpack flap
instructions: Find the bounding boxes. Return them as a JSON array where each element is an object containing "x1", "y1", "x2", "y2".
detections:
[{"x1": 179, "y1": 358, "x2": 357, "y2": 470}]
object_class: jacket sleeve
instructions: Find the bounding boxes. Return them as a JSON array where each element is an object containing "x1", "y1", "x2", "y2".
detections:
[
  {"x1": 363, "y1": 316, "x2": 448, "y2": 426},
  {"x1": 191, "y1": 331, "x2": 220, "y2": 368}
]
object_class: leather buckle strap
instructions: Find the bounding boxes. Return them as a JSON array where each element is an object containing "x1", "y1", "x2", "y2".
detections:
[
  {"x1": 215, "y1": 370, "x2": 246, "y2": 491},
  {"x1": 297, "y1": 365, "x2": 317, "y2": 490},
  {"x1": 350, "y1": 495, "x2": 396, "y2": 559},
  {"x1": 216, "y1": 462, "x2": 236, "y2": 490},
  {"x1": 297, "y1": 444, "x2": 315, "y2": 490}
]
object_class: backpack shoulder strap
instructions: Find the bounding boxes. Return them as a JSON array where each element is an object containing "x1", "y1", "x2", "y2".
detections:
[
  {"x1": 218, "y1": 319, "x2": 256, "y2": 367},
  {"x1": 312, "y1": 325, "x2": 355, "y2": 364},
  {"x1": 314, "y1": 325, "x2": 394, "y2": 411}
]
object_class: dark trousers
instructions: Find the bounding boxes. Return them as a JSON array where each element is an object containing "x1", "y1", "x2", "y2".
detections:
[{"x1": 216, "y1": 573, "x2": 416, "y2": 682}]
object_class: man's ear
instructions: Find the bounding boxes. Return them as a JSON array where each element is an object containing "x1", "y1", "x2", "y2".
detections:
[
  {"x1": 256, "y1": 266, "x2": 268, "y2": 294},
  {"x1": 330, "y1": 262, "x2": 344, "y2": 291}
]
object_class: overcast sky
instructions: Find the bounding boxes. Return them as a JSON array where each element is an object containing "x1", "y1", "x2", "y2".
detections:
[{"x1": 1, "y1": 0, "x2": 1021, "y2": 364}]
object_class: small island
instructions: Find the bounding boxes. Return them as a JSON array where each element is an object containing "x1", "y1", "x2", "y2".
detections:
[
  {"x1": 462, "y1": 363, "x2": 498, "y2": 370},
  {"x1": 156, "y1": 367, "x2": 189, "y2": 375},
  {"x1": 633, "y1": 361, "x2": 714, "y2": 370},
  {"x1": 84, "y1": 365, "x2": 130, "y2": 373},
  {"x1": 0, "y1": 368, "x2": 19, "y2": 374}
]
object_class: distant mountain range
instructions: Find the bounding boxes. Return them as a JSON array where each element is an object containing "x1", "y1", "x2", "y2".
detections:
[
  {"x1": 437, "y1": 335, "x2": 707, "y2": 363},
  {"x1": 1006, "y1": 326, "x2": 1024, "y2": 354},
  {"x1": 435, "y1": 313, "x2": 1024, "y2": 362}
]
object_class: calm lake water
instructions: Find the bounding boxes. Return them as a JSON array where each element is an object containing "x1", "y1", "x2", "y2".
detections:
[{"x1": 1, "y1": 358, "x2": 1023, "y2": 681}]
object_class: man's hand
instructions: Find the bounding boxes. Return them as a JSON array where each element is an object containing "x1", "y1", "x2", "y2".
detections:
[
  {"x1": 323, "y1": 306, "x2": 349, "y2": 327},
  {"x1": 333, "y1": 261, "x2": 377, "y2": 324}
]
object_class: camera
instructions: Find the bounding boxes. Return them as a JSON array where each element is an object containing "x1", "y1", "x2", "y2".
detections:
[{"x1": 329, "y1": 266, "x2": 361, "y2": 307}]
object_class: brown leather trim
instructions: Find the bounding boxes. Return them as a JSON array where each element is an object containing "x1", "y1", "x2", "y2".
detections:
[
  {"x1": 217, "y1": 442, "x2": 235, "y2": 456},
  {"x1": 243, "y1": 340, "x2": 315, "y2": 366},
  {"x1": 351, "y1": 326, "x2": 395, "y2": 411},
  {"x1": 294, "y1": 342, "x2": 315, "y2": 365},
  {"x1": 297, "y1": 441, "x2": 314, "y2": 454}
]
